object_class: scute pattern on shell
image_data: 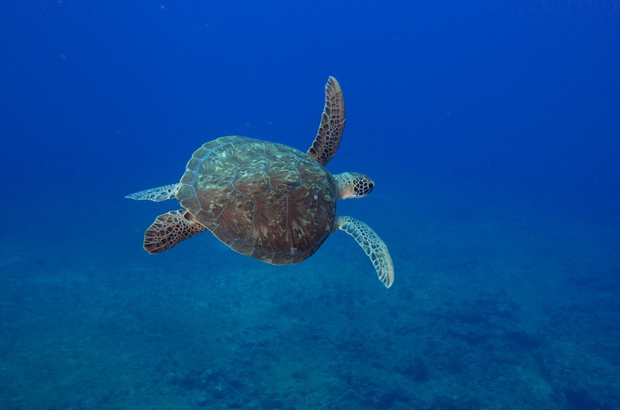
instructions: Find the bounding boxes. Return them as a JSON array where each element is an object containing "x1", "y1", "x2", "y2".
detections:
[{"x1": 177, "y1": 136, "x2": 337, "y2": 265}]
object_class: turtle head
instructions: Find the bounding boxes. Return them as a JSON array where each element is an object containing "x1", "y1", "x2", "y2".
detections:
[{"x1": 334, "y1": 172, "x2": 375, "y2": 200}]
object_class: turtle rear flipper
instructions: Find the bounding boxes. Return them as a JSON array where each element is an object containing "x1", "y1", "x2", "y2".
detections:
[
  {"x1": 125, "y1": 183, "x2": 181, "y2": 202},
  {"x1": 144, "y1": 210, "x2": 206, "y2": 254},
  {"x1": 335, "y1": 215, "x2": 394, "y2": 288}
]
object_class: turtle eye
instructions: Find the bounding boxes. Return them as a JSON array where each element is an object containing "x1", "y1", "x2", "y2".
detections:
[{"x1": 355, "y1": 181, "x2": 370, "y2": 195}]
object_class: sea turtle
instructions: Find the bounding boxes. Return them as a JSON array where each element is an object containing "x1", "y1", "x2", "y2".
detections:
[{"x1": 126, "y1": 77, "x2": 394, "y2": 287}]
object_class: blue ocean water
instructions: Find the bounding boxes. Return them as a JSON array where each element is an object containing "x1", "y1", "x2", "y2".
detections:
[{"x1": 1, "y1": 1, "x2": 619, "y2": 409}]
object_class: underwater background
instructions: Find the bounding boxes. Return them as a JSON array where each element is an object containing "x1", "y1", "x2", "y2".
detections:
[{"x1": 1, "y1": 1, "x2": 619, "y2": 409}]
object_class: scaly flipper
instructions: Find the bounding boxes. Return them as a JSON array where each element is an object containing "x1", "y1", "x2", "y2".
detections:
[
  {"x1": 125, "y1": 183, "x2": 181, "y2": 202},
  {"x1": 144, "y1": 210, "x2": 206, "y2": 254},
  {"x1": 335, "y1": 215, "x2": 394, "y2": 288},
  {"x1": 307, "y1": 76, "x2": 345, "y2": 166}
]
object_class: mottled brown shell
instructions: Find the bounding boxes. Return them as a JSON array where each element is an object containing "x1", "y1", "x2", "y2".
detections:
[{"x1": 176, "y1": 136, "x2": 337, "y2": 265}]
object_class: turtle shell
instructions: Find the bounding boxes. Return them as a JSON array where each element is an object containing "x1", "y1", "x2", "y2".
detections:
[{"x1": 176, "y1": 136, "x2": 337, "y2": 265}]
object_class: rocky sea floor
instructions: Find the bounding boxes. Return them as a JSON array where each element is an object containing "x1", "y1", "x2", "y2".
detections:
[{"x1": 0, "y1": 188, "x2": 619, "y2": 409}]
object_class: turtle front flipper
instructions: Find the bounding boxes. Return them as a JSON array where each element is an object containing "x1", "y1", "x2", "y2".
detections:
[
  {"x1": 125, "y1": 183, "x2": 181, "y2": 202},
  {"x1": 307, "y1": 76, "x2": 345, "y2": 166},
  {"x1": 144, "y1": 210, "x2": 206, "y2": 254},
  {"x1": 335, "y1": 215, "x2": 394, "y2": 288}
]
